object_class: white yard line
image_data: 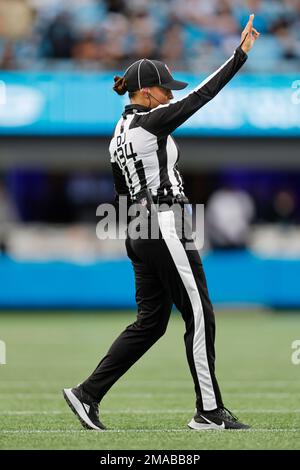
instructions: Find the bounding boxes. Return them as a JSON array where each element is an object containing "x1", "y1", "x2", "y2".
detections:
[
  {"x1": 1, "y1": 409, "x2": 300, "y2": 415},
  {"x1": 0, "y1": 380, "x2": 299, "y2": 388},
  {"x1": 0, "y1": 429, "x2": 299, "y2": 434},
  {"x1": 0, "y1": 392, "x2": 297, "y2": 399}
]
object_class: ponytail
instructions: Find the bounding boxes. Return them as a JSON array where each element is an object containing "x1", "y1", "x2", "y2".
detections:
[{"x1": 113, "y1": 75, "x2": 127, "y2": 95}]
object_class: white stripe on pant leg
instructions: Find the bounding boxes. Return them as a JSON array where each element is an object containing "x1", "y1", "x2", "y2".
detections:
[{"x1": 158, "y1": 211, "x2": 217, "y2": 410}]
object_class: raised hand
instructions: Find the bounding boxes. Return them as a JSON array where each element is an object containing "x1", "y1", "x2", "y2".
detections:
[{"x1": 241, "y1": 14, "x2": 260, "y2": 53}]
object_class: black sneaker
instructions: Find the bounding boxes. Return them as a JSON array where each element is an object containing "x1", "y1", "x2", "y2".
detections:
[
  {"x1": 188, "y1": 407, "x2": 250, "y2": 430},
  {"x1": 63, "y1": 387, "x2": 106, "y2": 431}
]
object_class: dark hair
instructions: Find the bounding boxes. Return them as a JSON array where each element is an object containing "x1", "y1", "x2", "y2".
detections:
[
  {"x1": 113, "y1": 75, "x2": 138, "y2": 99},
  {"x1": 113, "y1": 75, "x2": 127, "y2": 95}
]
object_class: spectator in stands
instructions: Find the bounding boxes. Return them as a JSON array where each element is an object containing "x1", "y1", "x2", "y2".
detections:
[
  {"x1": 160, "y1": 22, "x2": 186, "y2": 69},
  {"x1": 72, "y1": 30, "x2": 103, "y2": 63},
  {"x1": 126, "y1": 7, "x2": 158, "y2": 61},
  {"x1": 270, "y1": 189, "x2": 298, "y2": 225},
  {"x1": 0, "y1": 181, "x2": 19, "y2": 255},
  {"x1": 100, "y1": 12, "x2": 130, "y2": 67},
  {"x1": 0, "y1": 42, "x2": 17, "y2": 69},
  {"x1": 271, "y1": 19, "x2": 300, "y2": 62},
  {"x1": 104, "y1": 0, "x2": 127, "y2": 14},
  {"x1": 40, "y1": 11, "x2": 75, "y2": 59},
  {"x1": 205, "y1": 187, "x2": 255, "y2": 250},
  {"x1": 0, "y1": 0, "x2": 34, "y2": 69},
  {"x1": 0, "y1": 0, "x2": 299, "y2": 71}
]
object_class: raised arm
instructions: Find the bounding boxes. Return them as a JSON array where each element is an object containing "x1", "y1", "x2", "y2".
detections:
[{"x1": 137, "y1": 14, "x2": 260, "y2": 138}]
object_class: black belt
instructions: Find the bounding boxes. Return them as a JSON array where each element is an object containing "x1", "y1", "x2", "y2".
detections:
[
  {"x1": 132, "y1": 189, "x2": 189, "y2": 208},
  {"x1": 152, "y1": 194, "x2": 190, "y2": 207}
]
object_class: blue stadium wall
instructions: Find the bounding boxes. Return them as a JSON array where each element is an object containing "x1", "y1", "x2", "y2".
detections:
[
  {"x1": 0, "y1": 72, "x2": 299, "y2": 137},
  {"x1": 1, "y1": 252, "x2": 300, "y2": 308}
]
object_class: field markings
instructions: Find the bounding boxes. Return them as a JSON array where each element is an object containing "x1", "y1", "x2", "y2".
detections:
[
  {"x1": 0, "y1": 379, "x2": 299, "y2": 388},
  {"x1": 0, "y1": 392, "x2": 297, "y2": 399},
  {"x1": 0, "y1": 428, "x2": 299, "y2": 435},
  {"x1": 1, "y1": 409, "x2": 300, "y2": 415}
]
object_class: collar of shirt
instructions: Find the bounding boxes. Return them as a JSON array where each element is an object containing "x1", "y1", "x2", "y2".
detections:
[{"x1": 122, "y1": 104, "x2": 150, "y2": 118}]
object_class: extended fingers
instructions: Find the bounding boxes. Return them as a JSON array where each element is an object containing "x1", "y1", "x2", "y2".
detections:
[
  {"x1": 246, "y1": 13, "x2": 255, "y2": 31},
  {"x1": 251, "y1": 27, "x2": 260, "y2": 39}
]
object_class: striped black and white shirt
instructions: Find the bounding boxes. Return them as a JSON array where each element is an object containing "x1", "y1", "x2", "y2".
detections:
[{"x1": 109, "y1": 46, "x2": 247, "y2": 201}]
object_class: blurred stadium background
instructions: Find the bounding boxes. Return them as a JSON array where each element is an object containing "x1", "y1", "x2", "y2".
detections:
[
  {"x1": 0, "y1": 0, "x2": 300, "y2": 450},
  {"x1": 1, "y1": 0, "x2": 300, "y2": 308}
]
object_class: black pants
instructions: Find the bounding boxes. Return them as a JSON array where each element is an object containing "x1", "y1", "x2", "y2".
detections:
[{"x1": 82, "y1": 208, "x2": 223, "y2": 411}]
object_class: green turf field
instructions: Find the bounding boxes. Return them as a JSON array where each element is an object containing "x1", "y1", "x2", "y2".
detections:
[{"x1": 0, "y1": 309, "x2": 299, "y2": 450}]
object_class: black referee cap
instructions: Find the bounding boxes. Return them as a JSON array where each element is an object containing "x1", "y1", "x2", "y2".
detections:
[{"x1": 124, "y1": 58, "x2": 188, "y2": 92}]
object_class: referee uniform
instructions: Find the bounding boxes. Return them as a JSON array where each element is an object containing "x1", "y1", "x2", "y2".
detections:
[{"x1": 63, "y1": 43, "x2": 251, "y2": 431}]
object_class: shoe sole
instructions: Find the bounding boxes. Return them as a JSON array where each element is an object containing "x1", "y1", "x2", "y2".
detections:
[
  {"x1": 63, "y1": 388, "x2": 104, "y2": 431},
  {"x1": 188, "y1": 418, "x2": 226, "y2": 431},
  {"x1": 188, "y1": 418, "x2": 250, "y2": 431}
]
